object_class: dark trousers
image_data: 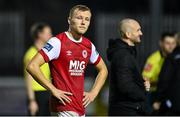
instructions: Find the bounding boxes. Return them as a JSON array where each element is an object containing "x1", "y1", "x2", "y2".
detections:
[{"x1": 146, "y1": 91, "x2": 157, "y2": 115}]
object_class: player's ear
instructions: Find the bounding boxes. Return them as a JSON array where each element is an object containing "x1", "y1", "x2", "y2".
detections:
[{"x1": 125, "y1": 32, "x2": 131, "y2": 38}]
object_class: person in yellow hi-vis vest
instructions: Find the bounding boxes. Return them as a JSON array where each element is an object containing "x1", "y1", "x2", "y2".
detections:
[
  {"x1": 24, "y1": 22, "x2": 52, "y2": 116},
  {"x1": 142, "y1": 32, "x2": 176, "y2": 114}
]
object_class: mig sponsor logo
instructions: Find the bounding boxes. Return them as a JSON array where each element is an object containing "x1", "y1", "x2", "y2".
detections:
[{"x1": 69, "y1": 60, "x2": 85, "y2": 76}]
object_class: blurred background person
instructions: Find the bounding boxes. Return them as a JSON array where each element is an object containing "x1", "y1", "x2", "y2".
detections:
[
  {"x1": 153, "y1": 32, "x2": 180, "y2": 115},
  {"x1": 142, "y1": 32, "x2": 176, "y2": 114},
  {"x1": 23, "y1": 22, "x2": 52, "y2": 116},
  {"x1": 107, "y1": 18, "x2": 150, "y2": 116}
]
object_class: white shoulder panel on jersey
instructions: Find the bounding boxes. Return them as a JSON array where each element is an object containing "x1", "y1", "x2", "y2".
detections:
[
  {"x1": 42, "y1": 37, "x2": 61, "y2": 61},
  {"x1": 90, "y1": 43, "x2": 99, "y2": 64}
]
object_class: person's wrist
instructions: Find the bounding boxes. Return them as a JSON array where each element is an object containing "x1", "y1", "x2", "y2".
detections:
[
  {"x1": 29, "y1": 98, "x2": 35, "y2": 102},
  {"x1": 49, "y1": 85, "x2": 57, "y2": 93},
  {"x1": 90, "y1": 90, "x2": 98, "y2": 97},
  {"x1": 50, "y1": 86, "x2": 58, "y2": 95}
]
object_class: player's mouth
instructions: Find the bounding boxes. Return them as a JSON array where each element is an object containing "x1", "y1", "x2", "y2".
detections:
[{"x1": 79, "y1": 26, "x2": 86, "y2": 29}]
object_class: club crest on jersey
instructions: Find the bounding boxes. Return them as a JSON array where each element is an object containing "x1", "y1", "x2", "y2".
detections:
[
  {"x1": 82, "y1": 50, "x2": 87, "y2": 58},
  {"x1": 43, "y1": 43, "x2": 53, "y2": 52}
]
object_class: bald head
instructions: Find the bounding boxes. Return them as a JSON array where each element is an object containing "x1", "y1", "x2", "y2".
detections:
[
  {"x1": 119, "y1": 19, "x2": 139, "y2": 38},
  {"x1": 118, "y1": 18, "x2": 143, "y2": 45}
]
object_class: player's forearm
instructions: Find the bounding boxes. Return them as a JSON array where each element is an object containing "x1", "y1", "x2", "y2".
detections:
[
  {"x1": 90, "y1": 67, "x2": 108, "y2": 96},
  {"x1": 25, "y1": 74, "x2": 35, "y2": 101},
  {"x1": 26, "y1": 62, "x2": 56, "y2": 93}
]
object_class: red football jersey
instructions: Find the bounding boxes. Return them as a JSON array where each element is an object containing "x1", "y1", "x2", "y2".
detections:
[{"x1": 39, "y1": 32, "x2": 101, "y2": 115}]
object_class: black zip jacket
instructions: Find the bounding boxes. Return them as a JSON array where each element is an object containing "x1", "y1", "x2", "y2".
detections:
[{"x1": 107, "y1": 39, "x2": 147, "y2": 115}]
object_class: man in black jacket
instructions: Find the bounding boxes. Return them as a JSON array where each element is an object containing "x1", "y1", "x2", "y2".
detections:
[
  {"x1": 154, "y1": 32, "x2": 180, "y2": 115},
  {"x1": 107, "y1": 18, "x2": 150, "y2": 116}
]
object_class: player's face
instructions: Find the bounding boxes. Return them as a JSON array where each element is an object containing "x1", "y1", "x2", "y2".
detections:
[
  {"x1": 69, "y1": 10, "x2": 91, "y2": 35},
  {"x1": 39, "y1": 26, "x2": 52, "y2": 42},
  {"x1": 129, "y1": 22, "x2": 143, "y2": 44},
  {"x1": 161, "y1": 36, "x2": 176, "y2": 54}
]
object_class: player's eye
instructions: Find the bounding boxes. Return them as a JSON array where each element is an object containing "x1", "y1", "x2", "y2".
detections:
[
  {"x1": 76, "y1": 16, "x2": 82, "y2": 19},
  {"x1": 85, "y1": 17, "x2": 90, "y2": 21}
]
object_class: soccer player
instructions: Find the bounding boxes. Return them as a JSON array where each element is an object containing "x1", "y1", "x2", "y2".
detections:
[
  {"x1": 24, "y1": 22, "x2": 52, "y2": 115},
  {"x1": 26, "y1": 5, "x2": 108, "y2": 116}
]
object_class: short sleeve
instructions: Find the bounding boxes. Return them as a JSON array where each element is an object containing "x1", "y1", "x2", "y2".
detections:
[
  {"x1": 90, "y1": 43, "x2": 101, "y2": 65},
  {"x1": 39, "y1": 37, "x2": 61, "y2": 62}
]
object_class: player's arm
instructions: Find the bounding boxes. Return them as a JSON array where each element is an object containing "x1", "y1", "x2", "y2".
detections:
[
  {"x1": 24, "y1": 55, "x2": 39, "y2": 115},
  {"x1": 83, "y1": 58, "x2": 108, "y2": 107},
  {"x1": 25, "y1": 72, "x2": 39, "y2": 115},
  {"x1": 27, "y1": 53, "x2": 72, "y2": 105},
  {"x1": 90, "y1": 59, "x2": 108, "y2": 95},
  {"x1": 24, "y1": 57, "x2": 36, "y2": 102},
  {"x1": 25, "y1": 72, "x2": 35, "y2": 103},
  {"x1": 27, "y1": 53, "x2": 53, "y2": 90}
]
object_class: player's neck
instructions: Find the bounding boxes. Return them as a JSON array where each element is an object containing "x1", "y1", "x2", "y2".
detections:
[
  {"x1": 34, "y1": 39, "x2": 45, "y2": 50},
  {"x1": 67, "y1": 30, "x2": 82, "y2": 41}
]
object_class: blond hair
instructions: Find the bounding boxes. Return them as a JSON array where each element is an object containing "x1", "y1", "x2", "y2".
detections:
[{"x1": 69, "y1": 5, "x2": 91, "y2": 18}]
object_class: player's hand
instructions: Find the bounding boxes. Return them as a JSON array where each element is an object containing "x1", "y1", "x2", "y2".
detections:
[
  {"x1": 29, "y1": 100, "x2": 39, "y2": 115},
  {"x1": 51, "y1": 88, "x2": 73, "y2": 105},
  {"x1": 144, "y1": 78, "x2": 150, "y2": 91},
  {"x1": 153, "y1": 102, "x2": 161, "y2": 110},
  {"x1": 83, "y1": 91, "x2": 96, "y2": 108}
]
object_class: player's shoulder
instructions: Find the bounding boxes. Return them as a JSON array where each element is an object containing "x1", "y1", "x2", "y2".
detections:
[
  {"x1": 55, "y1": 32, "x2": 66, "y2": 41},
  {"x1": 82, "y1": 36, "x2": 94, "y2": 47},
  {"x1": 82, "y1": 36, "x2": 91, "y2": 42}
]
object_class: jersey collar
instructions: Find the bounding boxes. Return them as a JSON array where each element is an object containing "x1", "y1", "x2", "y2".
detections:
[{"x1": 65, "y1": 32, "x2": 82, "y2": 43}]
